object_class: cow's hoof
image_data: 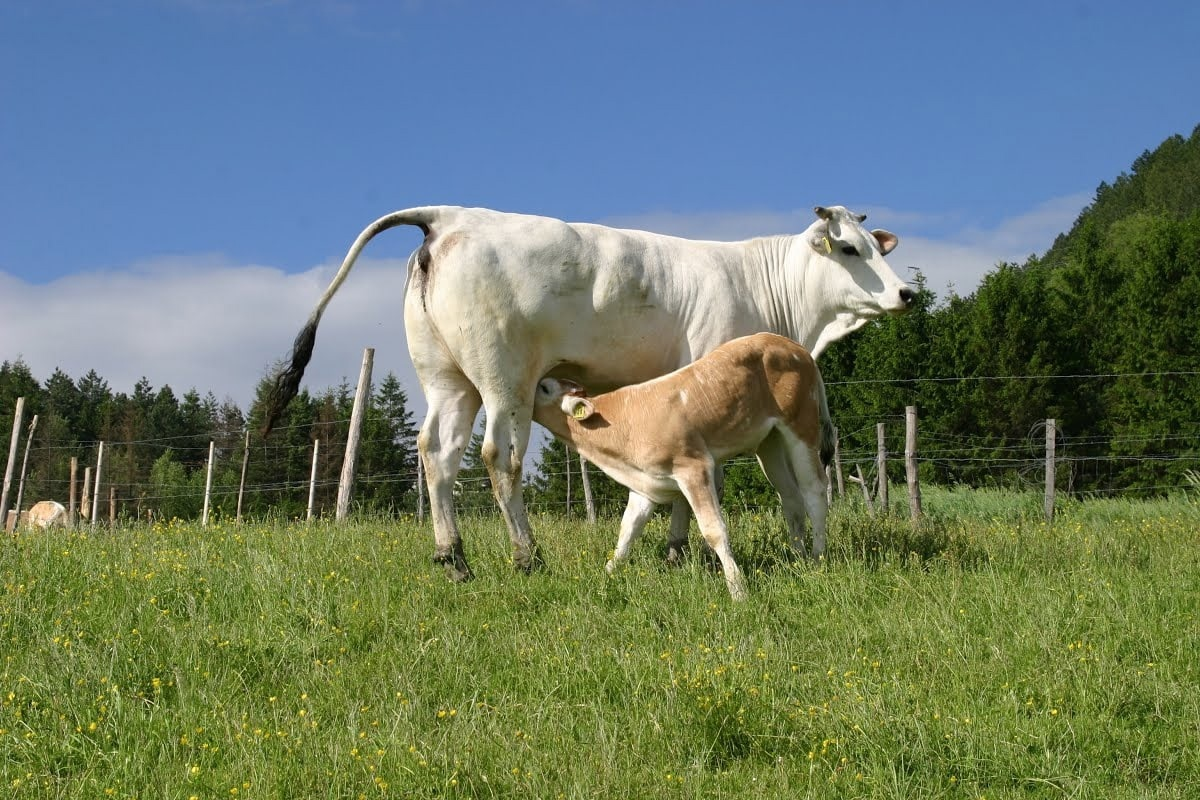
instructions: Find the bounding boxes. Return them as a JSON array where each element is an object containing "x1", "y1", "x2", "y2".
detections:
[
  {"x1": 665, "y1": 543, "x2": 689, "y2": 567},
  {"x1": 512, "y1": 547, "x2": 545, "y2": 574},
  {"x1": 434, "y1": 549, "x2": 473, "y2": 583}
]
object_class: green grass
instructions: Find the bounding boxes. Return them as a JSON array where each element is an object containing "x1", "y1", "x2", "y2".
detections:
[{"x1": 2, "y1": 496, "x2": 1198, "y2": 799}]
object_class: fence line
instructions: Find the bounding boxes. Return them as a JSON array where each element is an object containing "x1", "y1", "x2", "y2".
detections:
[
  {"x1": 8, "y1": 431, "x2": 1200, "y2": 520},
  {"x1": 5, "y1": 390, "x2": 1200, "y2": 527}
]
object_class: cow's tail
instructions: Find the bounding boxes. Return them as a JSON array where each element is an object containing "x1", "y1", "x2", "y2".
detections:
[
  {"x1": 815, "y1": 364, "x2": 836, "y2": 470},
  {"x1": 260, "y1": 208, "x2": 438, "y2": 436}
]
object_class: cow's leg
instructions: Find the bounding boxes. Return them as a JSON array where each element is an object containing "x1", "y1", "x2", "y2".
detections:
[
  {"x1": 418, "y1": 379, "x2": 483, "y2": 582},
  {"x1": 480, "y1": 395, "x2": 540, "y2": 572},
  {"x1": 787, "y1": 437, "x2": 830, "y2": 561},
  {"x1": 764, "y1": 427, "x2": 830, "y2": 562},
  {"x1": 665, "y1": 498, "x2": 691, "y2": 565},
  {"x1": 678, "y1": 468, "x2": 747, "y2": 600},
  {"x1": 607, "y1": 493, "x2": 657, "y2": 574},
  {"x1": 756, "y1": 429, "x2": 811, "y2": 557}
]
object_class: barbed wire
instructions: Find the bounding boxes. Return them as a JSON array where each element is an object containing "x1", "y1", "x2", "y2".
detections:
[
  {"x1": 826, "y1": 369, "x2": 1200, "y2": 386},
  {"x1": 7, "y1": 368, "x2": 1200, "y2": 518}
]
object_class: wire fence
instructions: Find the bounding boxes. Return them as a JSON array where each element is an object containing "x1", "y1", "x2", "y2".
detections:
[{"x1": 5, "y1": 371, "x2": 1200, "y2": 525}]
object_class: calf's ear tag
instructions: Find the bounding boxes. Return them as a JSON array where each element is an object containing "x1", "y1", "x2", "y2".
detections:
[
  {"x1": 822, "y1": 236, "x2": 832, "y2": 254},
  {"x1": 572, "y1": 403, "x2": 591, "y2": 420}
]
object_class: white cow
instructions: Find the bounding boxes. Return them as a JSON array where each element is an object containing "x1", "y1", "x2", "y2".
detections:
[
  {"x1": 263, "y1": 204, "x2": 912, "y2": 581},
  {"x1": 533, "y1": 333, "x2": 833, "y2": 600}
]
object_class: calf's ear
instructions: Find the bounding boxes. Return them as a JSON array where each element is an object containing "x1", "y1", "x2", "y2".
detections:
[
  {"x1": 562, "y1": 396, "x2": 595, "y2": 421},
  {"x1": 871, "y1": 229, "x2": 898, "y2": 255}
]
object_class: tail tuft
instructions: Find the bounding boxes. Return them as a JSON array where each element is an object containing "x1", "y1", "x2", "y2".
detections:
[
  {"x1": 260, "y1": 320, "x2": 318, "y2": 436},
  {"x1": 815, "y1": 367, "x2": 836, "y2": 469}
]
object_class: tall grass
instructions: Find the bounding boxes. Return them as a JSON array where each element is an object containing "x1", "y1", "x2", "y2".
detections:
[{"x1": 2, "y1": 496, "x2": 1198, "y2": 798}]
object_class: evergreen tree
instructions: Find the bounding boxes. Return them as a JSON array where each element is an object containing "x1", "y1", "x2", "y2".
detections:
[
  {"x1": 44, "y1": 368, "x2": 83, "y2": 438},
  {"x1": 75, "y1": 370, "x2": 112, "y2": 446},
  {"x1": 357, "y1": 373, "x2": 419, "y2": 514},
  {"x1": 456, "y1": 415, "x2": 494, "y2": 514},
  {"x1": 1101, "y1": 211, "x2": 1200, "y2": 490},
  {"x1": 527, "y1": 435, "x2": 628, "y2": 516},
  {"x1": 0, "y1": 359, "x2": 41, "y2": 411}
]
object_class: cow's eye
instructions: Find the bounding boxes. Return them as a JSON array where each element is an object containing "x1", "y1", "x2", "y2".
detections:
[{"x1": 841, "y1": 245, "x2": 859, "y2": 257}]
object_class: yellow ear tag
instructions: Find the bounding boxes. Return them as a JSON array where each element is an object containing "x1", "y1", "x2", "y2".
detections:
[
  {"x1": 572, "y1": 404, "x2": 590, "y2": 420},
  {"x1": 822, "y1": 236, "x2": 832, "y2": 254}
]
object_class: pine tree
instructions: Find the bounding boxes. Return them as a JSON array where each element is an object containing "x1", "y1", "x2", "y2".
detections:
[{"x1": 357, "y1": 373, "x2": 419, "y2": 515}]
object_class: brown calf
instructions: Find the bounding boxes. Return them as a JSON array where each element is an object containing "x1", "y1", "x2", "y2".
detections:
[{"x1": 533, "y1": 332, "x2": 833, "y2": 599}]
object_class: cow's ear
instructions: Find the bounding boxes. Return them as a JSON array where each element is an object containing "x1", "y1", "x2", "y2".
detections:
[
  {"x1": 871, "y1": 229, "x2": 898, "y2": 255},
  {"x1": 562, "y1": 396, "x2": 595, "y2": 421},
  {"x1": 810, "y1": 224, "x2": 833, "y2": 255}
]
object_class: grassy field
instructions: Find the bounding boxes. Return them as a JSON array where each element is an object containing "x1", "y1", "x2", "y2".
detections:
[{"x1": 2, "y1": 491, "x2": 1198, "y2": 798}]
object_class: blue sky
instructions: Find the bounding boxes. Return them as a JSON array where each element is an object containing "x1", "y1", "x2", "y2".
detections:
[{"x1": 2, "y1": 0, "x2": 1199, "y2": 415}]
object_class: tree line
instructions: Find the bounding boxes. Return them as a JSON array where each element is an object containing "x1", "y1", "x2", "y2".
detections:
[
  {"x1": 0, "y1": 364, "x2": 420, "y2": 522},
  {"x1": 818, "y1": 125, "x2": 1200, "y2": 496},
  {"x1": 4, "y1": 125, "x2": 1199, "y2": 520}
]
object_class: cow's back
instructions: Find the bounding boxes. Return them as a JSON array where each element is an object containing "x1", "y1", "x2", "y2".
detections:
[{"x1": 407, "y1": 207, "x2": 767, "y2": 393}]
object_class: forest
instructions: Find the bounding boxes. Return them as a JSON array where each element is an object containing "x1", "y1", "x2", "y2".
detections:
[{"x1": 3, "y1": 125, "x2": 1199, "y2": 521}]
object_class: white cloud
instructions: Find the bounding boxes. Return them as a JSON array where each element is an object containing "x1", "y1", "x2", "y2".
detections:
[{"x1": 0, "y1": 256, "x2": 421, "y2": 415}]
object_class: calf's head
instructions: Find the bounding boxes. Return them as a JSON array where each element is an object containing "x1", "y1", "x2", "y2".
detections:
[
  {"x1": 534, "y1": 377, "x2": 595, "y2": 426},
  {"x1": 808, "y1": 205, "x2": 914, "y2": 317}
]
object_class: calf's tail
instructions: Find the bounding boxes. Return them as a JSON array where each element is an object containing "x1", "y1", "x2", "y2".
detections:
[{"x1": 259, "y1": 208, "x2": 437, "y2": 436}]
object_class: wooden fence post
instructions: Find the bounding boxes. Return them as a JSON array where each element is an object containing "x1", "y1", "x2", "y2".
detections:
[
  {"x1": 202, "y1": 441, "x2": 215, "y2": 526},
  {"x1": 90, "y1": 442, "x2": 105, "y2": 528},
  {"x1": 337, "y1": 347, "x2": 374, "y2": 521},
  {"x1": 1045, "y1": 418, "x2": 1056, "y2": 523},
  {"x1": 580, "y1": 455, "x2": 596, "y2": 524},
  {"x1": 82, "y1": 466, "x2": 92, "y2": 522},
  {"x1": 905, "y1": 406, "x2": 922, "y2": 521},
  {"x1": 236, "y1": 429, "x2": 250, "y2": 523},
  {"x1": 564, "y1": 448, "x2": 572, "y2": 516},
  {"x1": 13, "y1": 414, "x2": 38, "y2": 529},
  {"x1": 852, "y1": 464, "x2": 875, "y2": 516},
  {"x1": 876, "y1": 422, "x2": 888, "y2": 515},
  {"x1": 307, "y1": 439, "x2": 320, "y2": 521},
  {"x1": 832, "y1": 426, "x2": 844, "y2": 499},
  {"x1": 0, "y1": 397, "x2": 24, "y2": 531},
  {"x1": 69, "y1": 457, "x2": 79, "y2": 526}
]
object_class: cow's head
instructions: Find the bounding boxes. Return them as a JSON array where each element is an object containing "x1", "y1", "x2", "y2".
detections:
[
  {"x1": 535, "y1": 377, "x2": 596, "y2": 421},
  {"x1": 807, "y1": 205, "x2": 914, "y2": 319}
]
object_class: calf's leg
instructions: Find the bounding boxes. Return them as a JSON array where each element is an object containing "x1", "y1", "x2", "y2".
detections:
[
  {"x1": 607, "y1": 493, "x2": 657, "y2": 574},
  {"x1": 664, "y1": 467, "x2": 723, "y2": 565},
  {"x1": 678, "y1": 468, "x2": 747, "y2": 600}
]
